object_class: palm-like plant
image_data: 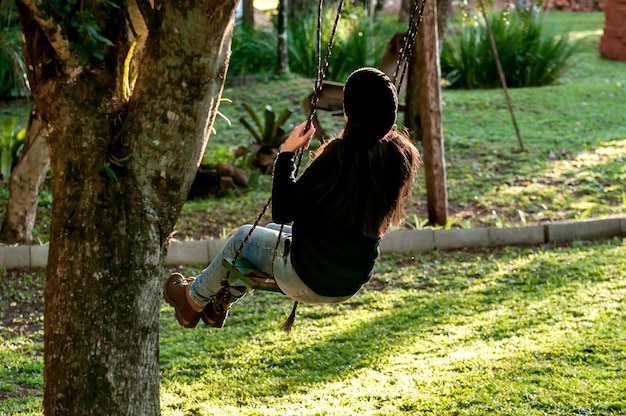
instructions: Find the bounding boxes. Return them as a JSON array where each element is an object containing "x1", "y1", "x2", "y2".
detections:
[{"x1": 238, "y1": 103, "x2": 293, "y2": 173}]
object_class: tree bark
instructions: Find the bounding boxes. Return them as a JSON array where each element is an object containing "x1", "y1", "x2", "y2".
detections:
[
  {"x1": 242, "y1": 0, "x2": 254, "y2": 26},
  {"x1": 276, "y1": 0, "x2": 289, "y2": 75},
  {"x1": 406, "y1": 0, "x2": 448, "y2": 226},
  {"x1": 16, "y1": 1, "x2": 238, "y2": 414},
  {"x1": 0, "y1": 105, "x2": 49, "y2": 243}
]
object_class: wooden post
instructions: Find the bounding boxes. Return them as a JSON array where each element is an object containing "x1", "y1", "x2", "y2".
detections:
[{"x1": 406, "y1": 0, "x2": 448, "y2": 226}]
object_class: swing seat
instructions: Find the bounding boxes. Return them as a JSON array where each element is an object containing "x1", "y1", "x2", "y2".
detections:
[{"x1": 222, "y1": 258, "x2": 283, "y2": 293}]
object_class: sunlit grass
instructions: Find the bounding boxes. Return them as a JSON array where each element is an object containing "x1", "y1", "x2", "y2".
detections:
[
  {"x1": 157, "y1": 240, "x2": 625, "y2": 415},
  {"x1": 2, "y1": 239, "x2": 624, "y2": 414}
]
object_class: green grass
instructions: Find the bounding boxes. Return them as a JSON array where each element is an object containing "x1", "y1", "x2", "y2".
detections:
[{"x1": 2, "y1": 238, "x2": 625, "y2": 414}]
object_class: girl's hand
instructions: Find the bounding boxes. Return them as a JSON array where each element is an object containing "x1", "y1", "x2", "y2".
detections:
[{"x1": 281, "y1": 121, "x2": 316, "y2": 153}]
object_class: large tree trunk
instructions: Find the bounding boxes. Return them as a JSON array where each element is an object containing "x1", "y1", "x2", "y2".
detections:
[
  {"x1": 0, "y1": 105, "x2": 49, "y2": 243},
  {"x1": 16, "y1": 1, "x2": 238, "y2": 414}
]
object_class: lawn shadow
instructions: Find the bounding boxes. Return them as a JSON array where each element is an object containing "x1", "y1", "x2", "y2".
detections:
[{"x1": 245, "y1": 242, "x2": 623, "y2": 388}]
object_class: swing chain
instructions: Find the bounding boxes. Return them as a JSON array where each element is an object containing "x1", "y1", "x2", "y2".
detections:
[
  {"x1": 392, "y1": 0, "x2": 428, "y2": 91},
  {"x1": 306, "y1": 0, "x2": 345, "y2": 134},
  {"x1": 216, "y1": 0, "x2": 342, "y2": 306},
  {"x1": 213, "y1": 0, "x2": 427, "y2": 325}
]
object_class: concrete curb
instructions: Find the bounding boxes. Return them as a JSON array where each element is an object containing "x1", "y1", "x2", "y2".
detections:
[{"x1": 1, "y1": 216, "x2": 624, "y2": 270}]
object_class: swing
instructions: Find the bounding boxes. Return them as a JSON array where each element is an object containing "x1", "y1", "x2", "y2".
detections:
[
  {"x1": 222, "y1": 257, "x2": 283, "y2": 293},
  {"x1": 216, "y1": 0, "x2": 428, "y2": 331}
]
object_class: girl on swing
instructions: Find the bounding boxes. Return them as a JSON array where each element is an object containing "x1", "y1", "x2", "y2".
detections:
[{"x1": 165, "y1": 67, "x2": 421, "y2": 328}]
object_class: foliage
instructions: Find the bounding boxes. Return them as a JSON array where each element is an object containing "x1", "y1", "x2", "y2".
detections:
[
  {"x1": 0, "y1": 2, "x2": 27, "y2": 98},
  {"x1": 0, "y1": 117, "x2": 25, "y2": 181},
  {"x1": 39, "y1": 0, "x2": 121, "y2": 64},
  {"x1": 229, "y1": 6, "x2": 390, "y2": 82},
  {"x1": 0, "y1": 27, "x2": 27, "y2": 98},
  {"x1": 239, "y1": 103, "x2": 293, "y2": 148},
  {"x1": 2, "y1": 239, "x2": 625, "y2": 414},
  {"x1": 229, "y1": 22, "x2": 277, "y2": 78},
  {"x1": 441, "y1": 10, "x2": 581, "y2": 89}
]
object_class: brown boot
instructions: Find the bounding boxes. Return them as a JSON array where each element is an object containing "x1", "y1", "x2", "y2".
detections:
[
  {"x1": 201, "y1": 302, "x2": 228, "y2": 328},
  {"x1": 164, "y1": 273, "x2": 203, "y2": 328}
]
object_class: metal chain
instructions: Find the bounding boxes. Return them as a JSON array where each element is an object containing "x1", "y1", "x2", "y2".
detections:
[
  {"x1": 392, "y1": 0, "x2": 428, "y2": 91},
  {"x1": 217, "y1": 0, "x2": 344, "y2": 295}
]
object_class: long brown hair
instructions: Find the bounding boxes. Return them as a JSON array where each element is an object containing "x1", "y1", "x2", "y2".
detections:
[{"x1": 314, "y1": 125, "x2": 421, "y2": 239}]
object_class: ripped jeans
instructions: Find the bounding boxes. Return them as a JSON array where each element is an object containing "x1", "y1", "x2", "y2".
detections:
[{"x1": 188, "y1": 224, "x2": 353, "y2": 306}]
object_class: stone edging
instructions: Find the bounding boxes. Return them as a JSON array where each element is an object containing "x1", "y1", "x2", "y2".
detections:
[{"x1": 1, "y1": 217, "x2": 624, "y2": 270}]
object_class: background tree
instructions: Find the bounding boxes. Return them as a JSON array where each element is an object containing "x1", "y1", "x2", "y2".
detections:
[
  {"x1": 405, "y1": 0, "x2": 448, "y2": 225},
  {"x1": 242, "y1": 0, "x2": 255, "y2": 25},
  {"x1": 15, "y1": 0, "x2": 238, "y2": 414},
  {"x1": 0, "y1": 105, "x2": 49, "y2": 243},
  {"x1": 276, "y1": 0, "x2": 289, "y2": 75}
]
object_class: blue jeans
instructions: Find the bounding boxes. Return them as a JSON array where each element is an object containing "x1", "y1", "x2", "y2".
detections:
[{"x1": 188, "y1": 224, "x2": 353, "y2": 306}]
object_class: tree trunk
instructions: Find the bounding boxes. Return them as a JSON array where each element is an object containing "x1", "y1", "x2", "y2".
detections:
[
  {"x1": 242, "y1": 0, "x2": 254, "y2": 26},
  {"x1": 16, "y1": 1, "x2": 238, "y2": 414},
  {"x1": 0, "y1": 105, "x2": 49, "y2": 243},
  {"x1": 276, "y1": 0, "x2": 289, "y2": 75},
  {"x1": 406, "y1": 0, "x2": 448, "y2": 225}
]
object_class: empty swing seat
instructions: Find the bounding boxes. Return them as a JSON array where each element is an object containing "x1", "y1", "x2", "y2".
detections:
[{"x1": 222, "y1": 258, "x2": 283, "y2": 293}]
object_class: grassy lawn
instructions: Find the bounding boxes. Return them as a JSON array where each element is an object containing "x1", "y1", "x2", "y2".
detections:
[{"x1": 1, "y1": 239, "x2": 625, "y2": 414}]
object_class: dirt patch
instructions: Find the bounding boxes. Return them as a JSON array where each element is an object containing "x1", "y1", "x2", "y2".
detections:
[{"x1": 0, "y1": 269, "x2": 45, "y2": 335}]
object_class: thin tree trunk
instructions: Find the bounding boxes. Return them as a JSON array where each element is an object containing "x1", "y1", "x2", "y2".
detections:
[
  {"x1": 242, "y1": 0, "x2": 254, "y2": 26},
  {"x1": 0, "y1": 105, "x2": 49, "y2": 243},
  {"x1": 276, "y1": 0, "x2": 289, "y2": 75},
  {"x1": 406, "y1": 0, "x2": 448, "y2": 226}
]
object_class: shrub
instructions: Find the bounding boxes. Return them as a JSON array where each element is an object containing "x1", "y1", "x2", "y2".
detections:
[
  {"x1": 441, "y1": 10, "x2": 581, "y2": 89},
  {"x1": 0, "y1": 117, "x2": 25, "y2": 181},
  {"x1": 229, "y1": 6, "x2": 389, "y2": 82},
  {"x1": 0, "y1": 23, "x2": 28, "y2": 98},
  {"x1": 229, "y1": 22, "x2": 277, "y2": 78}
]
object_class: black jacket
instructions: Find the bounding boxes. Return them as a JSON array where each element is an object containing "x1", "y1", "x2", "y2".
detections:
[{"x1": 272, "y1": 147, "x2": 380, "y2": 297}]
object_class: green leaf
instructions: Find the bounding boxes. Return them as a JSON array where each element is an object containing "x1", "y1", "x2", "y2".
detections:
[
  {"x1": 238, "y1": 117, "x2": 262, "y2": 143},
  {"x1": 241, "y1": 103, "x2": 263, "y2": 138}
]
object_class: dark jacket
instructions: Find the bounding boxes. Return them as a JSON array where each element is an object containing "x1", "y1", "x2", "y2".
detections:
[{"x1": 272, "y1": 145, "x2": 380, "y2": 297}]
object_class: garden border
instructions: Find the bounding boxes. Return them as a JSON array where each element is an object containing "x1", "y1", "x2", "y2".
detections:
[{"x1": 1, "y1": 216, "x2": 624, "y2": 270}]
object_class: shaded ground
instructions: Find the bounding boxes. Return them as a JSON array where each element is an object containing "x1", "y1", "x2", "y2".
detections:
[{"x1": 0, "y1": 269, "x2": 45, "y2": 336}]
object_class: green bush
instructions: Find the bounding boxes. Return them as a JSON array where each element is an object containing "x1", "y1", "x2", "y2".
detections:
[
  {"x1": 0, "y1": 23, "x2": 28, "y2": 98},
  {"x1": 229, "y1": 6, "x2": 389, "y2": 82},
  {"x1": 441, "y1": 10, "x2": 581, "y2": 89},
  {"x1": 229, "y1": 22, "x2": 277, "y2": 78},
  {"x1": 0, "y1": 117, "x2": 25, "y2": 181}
]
